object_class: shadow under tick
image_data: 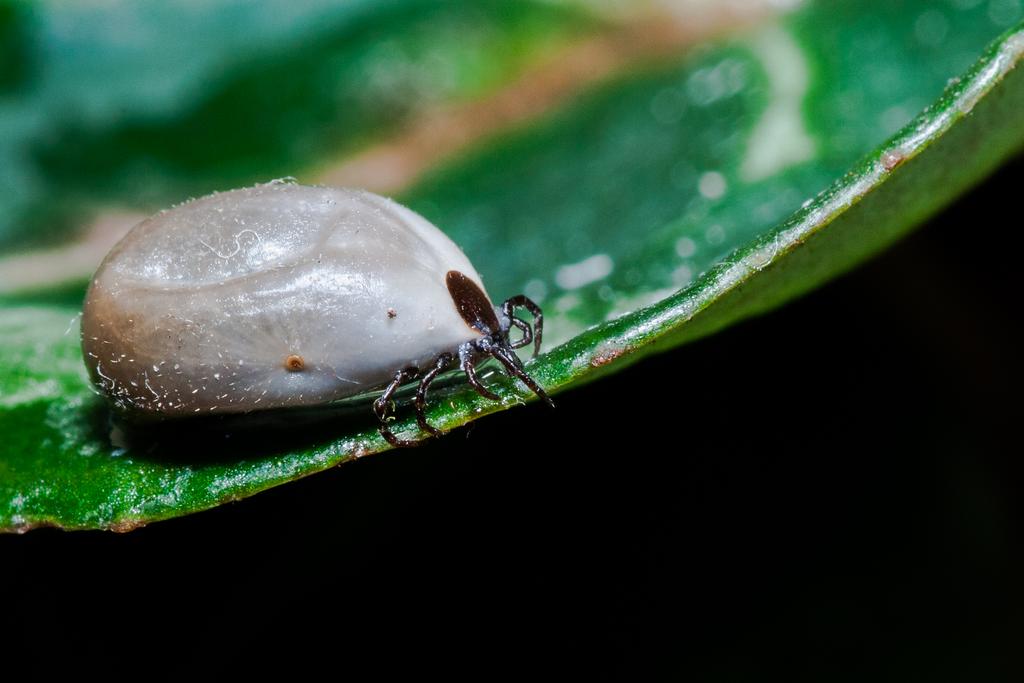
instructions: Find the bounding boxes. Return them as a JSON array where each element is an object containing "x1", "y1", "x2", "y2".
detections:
[{"x1": 106, "y1": 400, "x2": 380, "y2": 467}]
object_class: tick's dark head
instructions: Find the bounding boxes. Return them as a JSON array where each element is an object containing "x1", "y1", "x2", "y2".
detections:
[
  {"x1": 446, "y1": 270, "x2": 501, "y2": 336},
  {"x1": 446, "y1": 269, "x2": 553, "y2": 409}
]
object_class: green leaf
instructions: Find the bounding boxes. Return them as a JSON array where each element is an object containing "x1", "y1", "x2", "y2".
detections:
[
  {"x1": 3, "y1": 0, "x2": 1024, "y2": 531},
  {"x1": 0, "y1": 0, "x2": 592, "y2": 250}
]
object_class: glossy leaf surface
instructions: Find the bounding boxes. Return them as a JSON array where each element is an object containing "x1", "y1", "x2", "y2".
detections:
[{"x1": 2, "y1": 0, "x2": 1023, "y2": 530}]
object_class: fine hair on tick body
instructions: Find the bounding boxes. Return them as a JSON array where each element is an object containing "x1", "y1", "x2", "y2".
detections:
[{"x1": 80, "y1": 181, "x2": 552, "y2": 447}]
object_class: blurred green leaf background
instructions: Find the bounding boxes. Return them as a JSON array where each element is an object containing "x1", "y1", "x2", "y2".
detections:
[{"x1": 2, "y1": 0, "x2": 1023, "y2": 531}]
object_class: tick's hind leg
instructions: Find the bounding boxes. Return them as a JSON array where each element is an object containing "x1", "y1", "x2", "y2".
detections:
[
  {"x1": 374, "y1": 366, "x2": 419, "y2": 448},
  {"x1": 415, "y1": 353, "x2": 454, "y2": 438}
]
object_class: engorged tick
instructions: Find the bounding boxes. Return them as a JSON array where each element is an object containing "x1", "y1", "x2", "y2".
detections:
[{"x1": 80, "y1": 181, "x2": 552, "y2": 447}]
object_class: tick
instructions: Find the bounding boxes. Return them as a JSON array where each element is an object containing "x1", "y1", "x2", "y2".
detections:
[{"x1": 81, "y1": 181, "x2": 552, "y2": 447}]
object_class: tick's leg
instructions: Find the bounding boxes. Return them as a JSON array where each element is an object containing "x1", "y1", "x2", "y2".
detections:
[
  {"x1": 415, "y1": 353, "x2": 454, "y2": 438},
  {"x1": 502, "y1": 295, "x2": 543, "y2": 357},
  {"x1": 373, "y1": 366, "x2": 420, "y2": 448},
  {"x1": 508, "y1": 316, "x2": 533, "y2": 350},
  {"x1": 490, "y1": 345, "x2": 555, "y2": 408},
  {"x1": 460, "y1": 345, "x2": 500, "y2": 401}
]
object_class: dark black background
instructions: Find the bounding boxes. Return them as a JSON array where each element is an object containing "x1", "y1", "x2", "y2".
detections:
[{"x1": 4, "y1": 157, "x2": 1023, "y2": 681}]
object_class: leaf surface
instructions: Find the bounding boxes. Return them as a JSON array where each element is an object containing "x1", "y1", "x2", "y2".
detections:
[{"x1": 2, "y1": 0, "x2": 1023, "y2": 530}]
